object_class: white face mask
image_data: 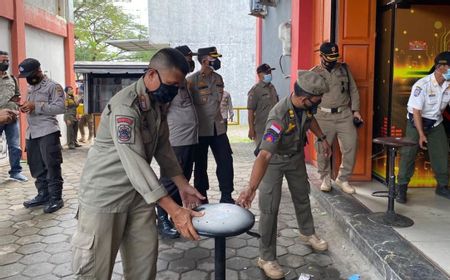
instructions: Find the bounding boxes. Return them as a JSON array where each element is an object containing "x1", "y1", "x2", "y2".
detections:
[
  {"x1": 263, "y1": 73, "x2": 272, "y2": 83},
  {"x1": 443, "y1": 69, "x2": 450, "y2": 81}
]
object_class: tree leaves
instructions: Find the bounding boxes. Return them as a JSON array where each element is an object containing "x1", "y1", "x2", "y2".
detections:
[{"x1": 74, "y1": 0, "x2": 149, "y2": 61}]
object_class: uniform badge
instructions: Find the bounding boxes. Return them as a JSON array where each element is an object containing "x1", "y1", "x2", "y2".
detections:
[
  {"x1": 139, "y1": 94, "x2": 150, "y2": 111},
  {"x1": 263, "y1": 129, "x2": 278, "y2": 143},
  {"x1": 116, "y1": 116, "x2": 135, "y2": 144},
  {"x1": 263, "y1": 121, "x2": 282, "y2": 143},
  {"x1": 413, "y1": 86, "x2": 422, "y2": 97}
]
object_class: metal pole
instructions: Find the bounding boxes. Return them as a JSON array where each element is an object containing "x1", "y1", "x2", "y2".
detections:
[
  {"x1": 215, "y1": 237, "x2": 226, "y2": 280},
  {"x1": 387, "y1": 147, "x2": 396, "y2": 214}
]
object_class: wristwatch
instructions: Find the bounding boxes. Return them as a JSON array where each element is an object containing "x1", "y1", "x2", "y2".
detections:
[{"x1": 317, "y1": 135, "x2": 327, "y2": 142}]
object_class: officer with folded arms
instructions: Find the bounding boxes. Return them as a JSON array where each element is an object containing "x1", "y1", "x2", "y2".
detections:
[{"x1": 396, "y1": 51, "x2": 450, "y2": 203}]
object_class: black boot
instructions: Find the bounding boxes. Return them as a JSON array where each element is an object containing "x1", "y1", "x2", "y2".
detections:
[
  {"x1": 396, "y1": 184, "x2": 408, "y2": 204},
  {"x1": 43, "y1": 199, "x2": 64, "y2": 213},
  {"x1": 219, "y1": 193, "x2": 235, "y2": 204},
  {"x1": 156, "y1": 206, "x2": 180, "y2": 239},
  {"x1": 23, "y1": 191, "x2": 49, "y2": 208},
  {"x1": 435, "y1": 185, "x2": 450, "y2": 199}
]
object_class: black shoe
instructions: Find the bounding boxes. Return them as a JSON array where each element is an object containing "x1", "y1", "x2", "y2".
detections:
[
  {"x1": 220, "y1": 195, "x2": 235, "y2": 204},
  {"x1": 43, "y1": 199, "x2": 64, "y2": 213},
  {"x1": 396, "y1": 184, "x2": 408, "y2": 204},
  {"x1": 75, "y1": 143, "x2": 82, "y2": 147},
  {"x1": 157, "y1": 211, "x2": 180, "y2": 239},
  {"x1": 436, "y1": 185, "x2": 450, "y2": 199},
  {"x1": 23, "y1": 193, "x2": 50, "y2": 208},
  {"x1": 68, "y1": 145, "x2": 75, "y2": 150}
]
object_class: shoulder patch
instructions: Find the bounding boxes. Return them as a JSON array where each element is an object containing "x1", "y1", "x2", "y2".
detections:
[
  {"x1": 116, "y1": 115, "x2": 135, "y2": 144},
  {"x1": 413, "y1": 86, "x2": 422, "y2": 97},
  {"x1": 269, "y1": 122, "x2": 282, "y2": 134},
  {"x1": 263, "y1": 130, "x2": 278, "y2": 143}
]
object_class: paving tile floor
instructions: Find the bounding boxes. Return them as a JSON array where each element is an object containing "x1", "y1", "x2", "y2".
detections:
[{"x1": 0, "y1": 137, "x2": 380, "y2": 280}]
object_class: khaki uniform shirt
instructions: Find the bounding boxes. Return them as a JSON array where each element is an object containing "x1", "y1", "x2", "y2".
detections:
[
  {"x1": 407, "y1": 73, "x2": 450, "y2": 126},
  {"x1": 0, "y1": 73, "x2": 19, "y2": 110},
  {"x1": 167, "y1": 79, "x2": 199, "y2": 146},
  {"x1": 247, "y1": 81, "x2": 278, "y2": 139},
  {"x1": 64, "y1": 96, "x2": 77, "y2": 122},
  {"x1": 78, "y1": 78, "x2": 182, "y2": 213},
  {"x1": 26, "y1": 76, "x2": 65, "y2": 139},
  {"x1": 260, "y1": 95, "x2": 313, "y2": 155},
  {"x1": 311, "y1": 63, "x2": 360, "y2": 113},
  {"x1": 187, "y1": 70, "x2": 226, "y2": 137}
]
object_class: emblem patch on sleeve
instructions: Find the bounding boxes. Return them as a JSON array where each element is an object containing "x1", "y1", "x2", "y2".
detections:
[
  {"x1": 116, "y1": 116, "x2": 135, "y2": 144},
  {"x1": 413, "y1": 86, "x2": 422, "y2": 97},
  {"x1": 263, "y1": 121, "x2": 282, "y2": 143}
]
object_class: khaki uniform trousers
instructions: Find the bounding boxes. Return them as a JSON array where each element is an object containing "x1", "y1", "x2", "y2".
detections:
[
  {"x1": 71, "y1": 194, "x2": 158, "y2": 280},
  {"x1": 258, "y1": 153, "x2": 315, "y2": 261},
  {"x1": 315, "y1": 108, "x2": 357, "y2": 182}
]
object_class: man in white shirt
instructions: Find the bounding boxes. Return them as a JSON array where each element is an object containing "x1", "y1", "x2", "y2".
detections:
[{"x1": 397, "y1": 51, "x2": 450, "y2": 203}]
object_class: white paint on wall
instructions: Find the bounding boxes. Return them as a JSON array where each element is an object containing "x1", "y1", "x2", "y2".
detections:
[
  {"x1": 148, "y1": 0, "x2": 256, "y2": 122},
  {"x1": 25, "y1": 26, "x2": 68, "y2": 144}
]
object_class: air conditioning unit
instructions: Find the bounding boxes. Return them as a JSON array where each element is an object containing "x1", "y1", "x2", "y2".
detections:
[
  {"x1": 249, "y1": 0, "x2": 267, "y2": 18},
  {"x1": 260, "y1": 0, "x2": 277, "y2": 7}
]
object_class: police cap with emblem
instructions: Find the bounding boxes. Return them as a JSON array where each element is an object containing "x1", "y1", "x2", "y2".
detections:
[
  {"x1": 197, "y1": 47, "x2": 222, "y2": 58},
  {"x1": 175, "y1": 45, "x2": 198, "y2": 57},
  {"x1": 295, "y1": 70, "x2": 329, "y2": 96},
  {"x1": 18, "y1": 58, "x2": 41, "y2": 78},
  {"x1": 434, "y1": 51, "x2": 450, "y2": 66},
  {"x1": 257, "y1": 63, "x2": 276, "y2": 74},
  {"x1": 319, "y1": 42, "x2": 339, "y2": 62}
]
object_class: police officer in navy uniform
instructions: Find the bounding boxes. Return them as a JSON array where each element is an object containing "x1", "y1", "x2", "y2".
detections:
[
  {"x1": 397, "y1": 51, "x2": 450, "y2": 203},
  {"x1": 18, "y1": 58, "x2": 66, "y2": 213},
  {"x1": 187, "y1": 47, "x2": 234, "y2": 203}
]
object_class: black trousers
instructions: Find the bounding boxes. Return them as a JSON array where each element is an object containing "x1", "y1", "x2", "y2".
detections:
[
  {"x1": 159, "y1": 145, "x2": 196, "y2": 206},
  {"x1": 26, "y1": 132, "x2": 64, "y2": 199},
  {"x1": 194, "y1": 133, "x2": 234, "y2": 197}
]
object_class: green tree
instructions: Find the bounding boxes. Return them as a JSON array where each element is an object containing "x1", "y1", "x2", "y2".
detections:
[{"x1": 74, "y1": 0, "x2": 150, "y2": 61}]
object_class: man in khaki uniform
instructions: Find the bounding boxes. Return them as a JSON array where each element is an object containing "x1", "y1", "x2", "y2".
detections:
[
  {"x1": 247, "y1": 63, "x2": 278, "y2": 144},
  {"x1": 187, "y1": 47, "x2": 234, "y2": 203},
  {"x1": 237, "y1": 70, "x2": 332, "y2": 280},
  {"x1": 311, "y1": 42, "x2": 363, "y2": 194},
  {"x1": 71, "y1": 48, "x2": 204, "y2": 280}
]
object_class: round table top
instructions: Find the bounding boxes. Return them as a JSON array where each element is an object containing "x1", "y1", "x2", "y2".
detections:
[
  {"x1": 192, "y1": 203, "x2": 255, "y2": 238},
  {"x1": 373, "y1": 137, "x2": 416, "y2": 148}
]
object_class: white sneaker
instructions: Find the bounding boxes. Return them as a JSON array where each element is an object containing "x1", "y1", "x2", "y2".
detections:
[
  {"x1": 335, "y1": 179, "x2": 356, "y2": 194},
  {"x1": 299, "y1": 233, "x2": 328, "y2": 251},
  {"x1": 257, "y1": 258, "x2": 284, "y2": 279},
  {"x1": 320, "y1": 177, "x2": 332, "y2": 192}
]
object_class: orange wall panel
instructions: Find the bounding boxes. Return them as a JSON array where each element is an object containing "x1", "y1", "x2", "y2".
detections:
[
  {"x1": 342, "y1": 0, "x2": 371, "y2": 40},
  {"x1": 0, "y1": 0, "x2": 14, "y2": 20},
  {"x1": 341, "y1": 45, "x2": 369, "y2": 82}
]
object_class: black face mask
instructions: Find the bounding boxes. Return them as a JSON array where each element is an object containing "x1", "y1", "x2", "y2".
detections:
[
  {"x1": 26, "y1": 74, "x2": 42, "y2": 85},
  {"x1": 305, "y1": 97, "x2": 321, "y2": 114},
  {"x1": 188, "y1": 61, "x2": 195, "y2": 72},
  {"x1": 208, "y1": 59, "x2": 221, "y2": 70},
  {"x1": 322, "y1": 60, "x2": 337, "y2": 71},
  {"x1": 148, "y1": 70, "x2": 179, "y2": 104},
  {"x1": 0, "y1": 62, "x2": 9, "y2": 72}
]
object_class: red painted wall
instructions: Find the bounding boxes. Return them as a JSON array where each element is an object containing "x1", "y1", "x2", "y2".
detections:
[{"x1": 4, "y1": 1, "x2": 74, "y2": 157}]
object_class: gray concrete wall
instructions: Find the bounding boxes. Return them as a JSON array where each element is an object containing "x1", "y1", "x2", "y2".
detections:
[
  {"x1": 261, "y1": 1, "x2": 292, "y2": 99},
  {"x1": 148, "y1": 0, "x2": 256, "y2": 117},
  {"x1": 0, "y1": 18, "x2": 11, "y2": 56},
  {"x1": 25, "y1": 26, "x2": 67, "y2": 144}
]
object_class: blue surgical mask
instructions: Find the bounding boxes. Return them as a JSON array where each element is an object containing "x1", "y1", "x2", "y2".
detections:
[
  {"x1": 443, "y1": 69, "x2": 450, "y2": 81},
  {"x1": 263, "y1": 73, "x2": 272, "y2": 83}
]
